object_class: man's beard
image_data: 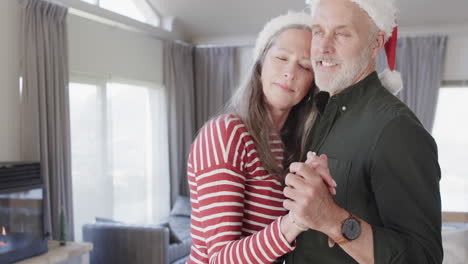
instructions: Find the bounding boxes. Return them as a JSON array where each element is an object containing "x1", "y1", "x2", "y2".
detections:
[{"x1": 313, "y1": 46, "x2": 372, "y2": 94}]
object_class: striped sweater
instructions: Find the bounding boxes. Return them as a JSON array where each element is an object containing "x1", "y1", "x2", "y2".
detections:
[{"x1": 187, "y1": 114, "x2": 294, "y2": 264}]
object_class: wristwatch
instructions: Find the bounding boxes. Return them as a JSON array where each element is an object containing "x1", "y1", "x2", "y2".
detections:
[{"x1": 335, "y1": 213, "x2": 361, "y2": 244}]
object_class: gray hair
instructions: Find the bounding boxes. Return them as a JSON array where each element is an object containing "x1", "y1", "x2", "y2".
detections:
[{"x1": 225, "y1": 25, "x2": 318, "y2": 179}]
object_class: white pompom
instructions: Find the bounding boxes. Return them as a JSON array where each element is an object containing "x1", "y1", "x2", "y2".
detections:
[{"x1": 378, "y1": 69, "x2": 403, "y2": 95}]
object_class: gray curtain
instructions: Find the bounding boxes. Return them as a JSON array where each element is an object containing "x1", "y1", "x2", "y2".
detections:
[
  {"x1": 20, "y1": 0, "x2": 73, "y2": 240},
  {"x1": 194, "y1": 47, "x2": 236, "y2": 131},
  {"x1": 163, "y1": 41, "x2": 196, "y2": 205},
  {"x1": 377, "y1": 36, "x2": 448, "y2": 131},
  {"x1": 164, "y1": 43, "x2": 237, "y2": 205}
]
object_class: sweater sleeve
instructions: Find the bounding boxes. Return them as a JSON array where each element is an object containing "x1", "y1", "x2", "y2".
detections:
[{"x1": 189, "y1": 116, "x2": 294, "y2": 264}]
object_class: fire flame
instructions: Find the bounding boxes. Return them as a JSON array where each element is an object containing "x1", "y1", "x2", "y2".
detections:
[{"x1": 0, "y1": 226, "x2": 6, "y2": 247}]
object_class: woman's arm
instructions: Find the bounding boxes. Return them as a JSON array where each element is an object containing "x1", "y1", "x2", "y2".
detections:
[
  {"x1": 189, "y1": 117, "x2": 336, "y2": 264},
  {"x1": 189, "y1": 116, "x2": 301, "y2": 264},
  {"x1": 192, "y1": 162, "x2": 299, "y2": 264}
]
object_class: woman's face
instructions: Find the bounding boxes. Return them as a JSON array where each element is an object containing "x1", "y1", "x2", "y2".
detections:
[{"x1": 261, "y1": 28, "x2": 314, "y2": 112}]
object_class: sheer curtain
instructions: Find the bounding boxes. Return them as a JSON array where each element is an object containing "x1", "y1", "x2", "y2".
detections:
[
  {"x1": 377, "y1": 36, "x2": 448, "y2": 131},
  {"x1": 147, "y1": 85, "x2": 171, "y2": 222},
  {"x1": 20, "y1": 0, "x2": 73, "y2": 240}
]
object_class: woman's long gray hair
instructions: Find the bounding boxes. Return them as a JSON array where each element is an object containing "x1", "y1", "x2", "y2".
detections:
[{"x1": 225, "y1": 25, "x2": 318, "y2": 180}]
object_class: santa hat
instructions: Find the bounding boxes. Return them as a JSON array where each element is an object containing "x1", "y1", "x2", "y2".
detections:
[
  {"x1": 310, "y1": 0, "x2": 403, "y2": 95},
  {"x1": 253, "y1": 12, "x2": 313, "y2": 63},
  {"x1": 378, "y1": 27, "x2": 403, "y2": 95}
]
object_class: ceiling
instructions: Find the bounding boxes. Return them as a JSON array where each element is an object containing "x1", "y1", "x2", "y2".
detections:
[{"x1": 148, "y1": 0, "x2": 468, "y2": 43}]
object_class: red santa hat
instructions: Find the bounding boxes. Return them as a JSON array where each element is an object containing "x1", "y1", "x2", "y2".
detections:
[
  {"x1": 378, "y1": 26, "x2": 403, "y2": 95},
  {"x1": 309, "y1": 0, "x2": 403, "y2": 95}
]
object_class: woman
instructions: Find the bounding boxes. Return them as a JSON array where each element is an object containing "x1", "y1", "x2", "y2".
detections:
[{"x1": 187, "y1": 12, "x2": 335, "y2": 264}]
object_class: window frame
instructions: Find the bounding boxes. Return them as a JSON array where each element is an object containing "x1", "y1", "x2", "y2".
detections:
[{"x1": 80, "y1": 0, "x2": 161, "y2": 27}]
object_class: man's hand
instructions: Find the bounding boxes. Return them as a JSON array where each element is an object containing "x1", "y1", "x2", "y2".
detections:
[{"x1": 283, "y1": 153, "x2": 347, "y2": 241}]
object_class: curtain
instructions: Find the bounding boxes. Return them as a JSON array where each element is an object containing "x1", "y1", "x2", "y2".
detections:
[
  {"x1": 20, "y1": 0, "x2": 73, "y2": 240},
  {"x1": 164, "y1": 43, "x2": 237, "y2": 205},
  {"x1": 163, "y1": 41, "x2": 196, "y2": 205},
  {"x1": 377, "y1": 36, "x2": 448, "y2": 132},
  {"x1": 194, "y1": 47, "x2": 237, "y2": 131}
]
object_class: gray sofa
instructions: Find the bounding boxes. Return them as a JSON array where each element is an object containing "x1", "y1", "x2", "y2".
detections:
[{"x1": 82, "y1": 196, "x2": 192, "y2": 264}]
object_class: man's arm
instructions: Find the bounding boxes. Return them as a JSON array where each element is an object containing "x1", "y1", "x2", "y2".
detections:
[
  {"x1": 368, "y1": 115, "x2": 443, "y2": 263},
  {"x1": 283, "y1": 115, "x2": 443, "y2": 264},
  {"x1": 283, "y1": 161, "x2": 376, "y2": 264}
]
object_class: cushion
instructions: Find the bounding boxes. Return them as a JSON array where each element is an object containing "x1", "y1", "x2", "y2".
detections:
[
  {"x1": 170, "y1": 196, "x2": 191, "y2": 217},
  {"x1": 171, "y1": 256, "x2": 189, "y2": 264},
  {"x1": 169, "y1": 216, "x2": 191, "y2": 241},
  {"x1": 169, "y1": 240, "x2": 192, "y2": 263}
]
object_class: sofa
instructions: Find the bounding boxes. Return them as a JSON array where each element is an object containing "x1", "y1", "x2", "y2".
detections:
[
  {"x1": 442, "y1": 222, "x2": 468, "y2": 264},
  {"x1": 82, "y1": 196, "x2": 192, "y2": 264}
]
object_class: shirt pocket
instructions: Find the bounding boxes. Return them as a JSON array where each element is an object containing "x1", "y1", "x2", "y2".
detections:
[{"x1": 327, "y1": 157, "x2": 352, "y2": 209}]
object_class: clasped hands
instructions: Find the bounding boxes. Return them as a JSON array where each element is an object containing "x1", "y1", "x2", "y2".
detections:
[{"x1": 283, "y1": 152, "x2": 343, "y2": 246}]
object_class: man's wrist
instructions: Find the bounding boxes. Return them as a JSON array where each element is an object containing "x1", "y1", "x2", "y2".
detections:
[{"x1": 327, "y1": 207, "x2": 349, "y2": 242}]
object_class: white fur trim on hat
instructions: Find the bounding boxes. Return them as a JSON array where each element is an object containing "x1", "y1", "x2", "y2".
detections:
[
  {"x1": 349, "y1": 0, "x2": 397, "y2": 38},
  {"x1": 379, "y1": 69, "x2": 403, "y2": 95},
  {"x1": 309, "y1": 0, "x2": 397, "y2": 38},
  {"x1": 253, "y1": 11, "x2": 313, "y2": 62}
]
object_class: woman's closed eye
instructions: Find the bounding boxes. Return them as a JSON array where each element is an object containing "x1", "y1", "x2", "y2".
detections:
[
  {"x1": 276, "y1": 56, "x2": 287, "y2": 61},
  {"x1": 298, "y1": 59, "x2": 312, "y2": 71},
  {"x1": 299, "y1": 64, "x2": 312, "y2": 71}
]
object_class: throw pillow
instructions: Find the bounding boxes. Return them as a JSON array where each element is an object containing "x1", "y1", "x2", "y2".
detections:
[{"x1": 170, "y1": 196, "x2": 191, "y2": 217}]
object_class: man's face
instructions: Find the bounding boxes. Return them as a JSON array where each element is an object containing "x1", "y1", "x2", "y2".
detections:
[{"x1": 310, "y1": 0, "x2": 377, "y2": 94}]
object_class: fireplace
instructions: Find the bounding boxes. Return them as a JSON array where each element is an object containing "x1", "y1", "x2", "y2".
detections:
[{"x1": 0, "y1": 162, "x2": 48, "y2": 263}]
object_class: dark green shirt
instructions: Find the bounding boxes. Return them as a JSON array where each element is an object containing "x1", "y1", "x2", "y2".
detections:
[{"x1": 286, "y1": 72, "x2": 443, "y2": 264}]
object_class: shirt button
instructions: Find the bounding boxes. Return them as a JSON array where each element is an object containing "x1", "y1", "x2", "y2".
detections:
[{"x1": 342, "y1": 106, "x2": 347, "y2": 111}]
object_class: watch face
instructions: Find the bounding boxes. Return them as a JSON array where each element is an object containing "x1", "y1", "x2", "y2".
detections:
[{"x1": 343, "y1": 217, "x2": 361, "y2": 240}]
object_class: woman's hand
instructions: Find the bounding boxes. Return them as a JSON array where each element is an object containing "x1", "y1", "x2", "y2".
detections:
[
  {"x1": 305, "y1": 152, "x2": 337, "y2": 195},
  {"x1": 298, "y1": 151, "x2": 339, "y2": 247}
]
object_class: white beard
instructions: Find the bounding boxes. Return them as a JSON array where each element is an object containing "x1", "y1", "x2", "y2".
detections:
[{"x1": 313, "y1": 46, "x2": 372, "y2": 94}]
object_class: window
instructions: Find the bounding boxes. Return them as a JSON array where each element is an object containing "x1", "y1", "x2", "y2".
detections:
[
  {"x1": 81, "y1": 0, "x2": 160, "y2": 27},
  {"x1": 100, "y1": 0, "x2": 146, "y2": 23},
  {"x1": 432, "y1": 84, "x2": 468, "y2": 213},
  {"x1": 69, "y1": 76, "x2": 170, "y2": 242},
  {"x1": 81, "y1": 0, "x2": 98, "y2": 4}
]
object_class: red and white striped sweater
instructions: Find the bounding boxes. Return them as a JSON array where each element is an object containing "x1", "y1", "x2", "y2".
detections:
[{"x1": 187, "y1": 114, "x2": 294, "y2": 264}]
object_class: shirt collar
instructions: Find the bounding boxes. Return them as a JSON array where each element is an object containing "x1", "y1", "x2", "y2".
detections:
[{"x1": 315, "y1": 71, "x2": 379, "y2": 113}]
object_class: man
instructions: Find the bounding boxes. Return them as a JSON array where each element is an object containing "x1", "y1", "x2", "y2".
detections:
[{"x1": 283, "y1": 0, "x2": 443, "y2": 263}]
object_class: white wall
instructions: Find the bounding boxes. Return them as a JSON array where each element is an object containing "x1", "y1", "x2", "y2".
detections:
[
  {"x1": 444, "y1": 36, "x2": 468, "y2": 81},
  {"x1": 68, "y1": 14, "x2": 163, "y2": 84},
  {"x1": 235, "y1": 46, "x2": 254, "y2": 85},
  {"x1": 0, "y1": 0, "x2": 21, "y2": 161}
]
